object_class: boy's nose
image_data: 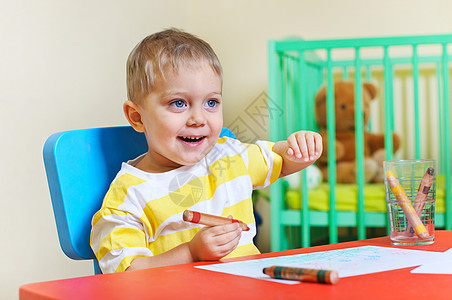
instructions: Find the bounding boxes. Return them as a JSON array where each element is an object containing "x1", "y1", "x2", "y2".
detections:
[{"x1": 187, "y1": 110, "x2": 206, "y2": 126}]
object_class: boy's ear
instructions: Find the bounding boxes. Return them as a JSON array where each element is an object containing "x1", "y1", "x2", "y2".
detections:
[{"x1": 123, "y1": 100, "x2": 145, "y2": 133}]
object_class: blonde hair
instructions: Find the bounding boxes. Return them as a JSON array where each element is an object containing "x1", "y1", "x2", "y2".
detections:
[{"x1": 126, "y1": 28, "x2": 223, "y2": 103}]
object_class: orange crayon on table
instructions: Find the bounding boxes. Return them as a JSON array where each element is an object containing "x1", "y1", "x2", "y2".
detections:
[
  {"x1": 406, "y1": 167, "x2": 434, "y2": 235},
  {"x1": 263, "y1": 266, "x2": 339, "y2": 284},
  {"x1": 386, "y1": 170, "x2": 428, "y2": 239},
  {"x1": 183, "y1": 210, "x2": 250, "y2": 231}
]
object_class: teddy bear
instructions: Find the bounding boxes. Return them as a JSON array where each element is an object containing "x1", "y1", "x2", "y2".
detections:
[{"x1": 314, "y1": 80, "x2": 400, "y2": 184}]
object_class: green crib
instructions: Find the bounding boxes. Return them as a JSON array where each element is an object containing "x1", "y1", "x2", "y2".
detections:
[{"x1": 267, "y1": 34, "x2": 452, "y2": 252}]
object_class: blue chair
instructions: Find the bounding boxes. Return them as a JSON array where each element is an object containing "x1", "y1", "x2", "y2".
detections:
[{"x1": 43, "y1": 126, "x2": 236, "y2": 274}]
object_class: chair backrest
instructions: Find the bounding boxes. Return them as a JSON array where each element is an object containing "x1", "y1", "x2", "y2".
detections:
[{"x1": 43, "y1": 126, "x2": 236, "y2": 274}]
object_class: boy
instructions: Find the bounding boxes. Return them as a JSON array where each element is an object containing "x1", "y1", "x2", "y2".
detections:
[{"x1": 90, "y1": 28, "x2": 322, "y2": 274}]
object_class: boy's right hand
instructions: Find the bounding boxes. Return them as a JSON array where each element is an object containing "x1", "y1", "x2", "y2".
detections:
[{"x1": 188, "y1": 221, "x2": 242, "y2": 261}]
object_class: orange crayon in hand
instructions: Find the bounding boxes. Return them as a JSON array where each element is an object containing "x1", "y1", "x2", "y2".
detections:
[
  {"x1": 183, "y1": 210, "x2": 250, "y2": 231},
  {"x1": 263, "y1": 266, "x2": 339, "y2": 284},
  {"x1": 386, "y1": 170, "x2": 428, "y2": 239}
]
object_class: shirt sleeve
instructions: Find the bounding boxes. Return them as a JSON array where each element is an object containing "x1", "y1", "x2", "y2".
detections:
[
  {"x1": 90, "y1": 174, "x2": 152, "y2": 273},
  {"x1": 244, "y1": 140, "x2": 283, "y2": 189}
]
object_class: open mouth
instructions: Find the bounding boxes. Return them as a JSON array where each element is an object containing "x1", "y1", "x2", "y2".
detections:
[{"x1": 178, "y1": 136, "x2": 205, "y2": 143}]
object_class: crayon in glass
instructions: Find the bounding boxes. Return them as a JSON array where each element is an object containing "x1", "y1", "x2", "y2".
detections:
[
  {"x1": 263, "y1": 266, "x2": 339, "y2": 284},
  {"x1": 406, "y1": 167, "x2": 434, "y2": 235},
  {"x1": 183, "y1": 210, "x2": 250, "y2": 231},
  {"x1": 386, "y1": 170, "x2": 428, "y2": 238}
]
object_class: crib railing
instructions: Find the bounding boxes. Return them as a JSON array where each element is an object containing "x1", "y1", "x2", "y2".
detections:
[{"x1": 268, "y1": 34, "x2": 452, "y2": 252}]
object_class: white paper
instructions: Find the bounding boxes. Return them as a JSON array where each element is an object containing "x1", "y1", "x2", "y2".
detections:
[
  {"x1": 411, "y1": 247, "x2": 452, "y2": 274},
  {"x1": 196, "y1": 246, "x2": 443, "y2": 284}
]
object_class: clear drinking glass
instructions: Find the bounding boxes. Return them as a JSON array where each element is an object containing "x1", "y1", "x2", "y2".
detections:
[{"x1": 383, "y1": 159, "x2": 436, "y2": 246}]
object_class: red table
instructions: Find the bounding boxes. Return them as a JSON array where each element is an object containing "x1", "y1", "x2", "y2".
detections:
[{"x1": 20, "y1": 231, "x2": 452, "y2": 300}]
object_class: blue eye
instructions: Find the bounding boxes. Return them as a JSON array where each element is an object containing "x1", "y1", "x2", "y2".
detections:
[
  {"x1": 171, "y1": 100, "x2": 186, "y2": 108},
  {"x1": 206, "y1": 99, "x2": 218, "y2": 108}
]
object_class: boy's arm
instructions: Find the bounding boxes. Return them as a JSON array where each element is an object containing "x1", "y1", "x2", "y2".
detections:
[
  {"x1": 126, "y1": 242, "x2": 194, "y2": 271},
  {"x1": 127, "y1": 222, "x2": 242, "y2": 271},
  {"x1": 272, "y1": 131, "x2": 323, "y2": 177}
]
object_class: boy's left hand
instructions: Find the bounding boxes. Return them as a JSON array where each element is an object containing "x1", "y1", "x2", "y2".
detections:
[
  {"x1": 286, "y1": 131, "x2": 322, "y2": 162},
  {"x1": 274, "y1": 130, "x2": 323, "y2": 177}
]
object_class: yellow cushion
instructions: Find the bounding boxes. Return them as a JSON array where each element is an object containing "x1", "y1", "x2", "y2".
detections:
[{"x1": 286, "y1": 176, "x2": 446, "y2": 213}]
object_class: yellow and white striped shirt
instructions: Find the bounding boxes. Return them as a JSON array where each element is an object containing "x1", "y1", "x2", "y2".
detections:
[{"x1": 90, "y1": 137, "x2": 282, "y2": 273}]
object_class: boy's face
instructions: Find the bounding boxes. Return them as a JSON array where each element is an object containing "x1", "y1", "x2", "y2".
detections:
[{"x1": 135, "y1": 63, "x2": 223, "y2": 172}]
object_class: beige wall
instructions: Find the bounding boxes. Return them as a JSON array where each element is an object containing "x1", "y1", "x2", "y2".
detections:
[{"x1": 3, "y1": 0, "x2": 452, "y2": 298}]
